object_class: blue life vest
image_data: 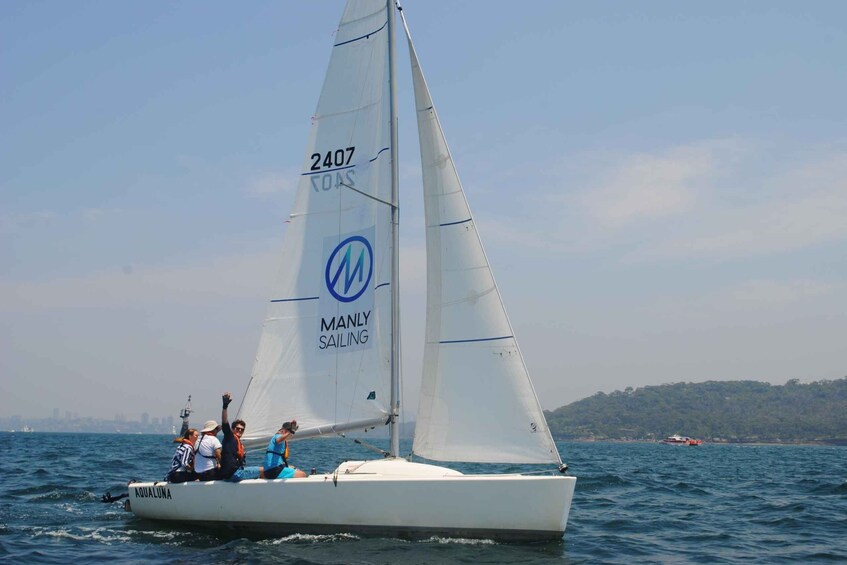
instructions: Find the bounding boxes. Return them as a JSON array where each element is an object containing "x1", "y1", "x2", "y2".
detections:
[{"x1": 264, "y1": 434, "x2": 288, "y2": 469}]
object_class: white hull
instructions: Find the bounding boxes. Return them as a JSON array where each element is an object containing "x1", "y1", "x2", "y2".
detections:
[{"x1": 129, "y1": 459, "x2": 575, "y2": 542}]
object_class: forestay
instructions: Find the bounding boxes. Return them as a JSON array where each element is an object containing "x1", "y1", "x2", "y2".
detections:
[
  {"x1": 239, "y1": 0, "x2": 394, "y2": 446},
  {"x1": 403, "y1": 20, "x2": 562, "y2": 465}
]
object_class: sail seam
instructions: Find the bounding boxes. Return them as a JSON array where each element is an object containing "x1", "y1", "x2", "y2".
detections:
[
  {"x1": 302, "y1": 164, "x2": 355, "y2": 176},
  {"x1": 269, "y1": 296, "x2": 319, "y2": 303},
  {"x1": 439, "y1": 335, "x2": 514, "y2": 344},
  {"x1": 369, "y1": 146, "x2": 391, "y2": 162},
  {"x1": 334, "y1": 20, "x2": 388, "y2": 47},
  {"x1": 439, "y1": 218, "x2": 472, "y2": 227}
]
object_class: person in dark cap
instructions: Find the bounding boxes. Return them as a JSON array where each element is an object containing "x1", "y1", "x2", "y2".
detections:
[{"x1": 263, "y1": 420, "x2": 308, "y2": 478}]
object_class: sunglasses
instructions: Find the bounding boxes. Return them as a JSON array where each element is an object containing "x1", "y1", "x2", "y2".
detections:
[{"x1": 234, "y1": 427, "x2": 245, "y2": 432}]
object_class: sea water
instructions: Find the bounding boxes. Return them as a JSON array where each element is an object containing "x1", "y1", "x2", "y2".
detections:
[{"x1": 0, "y1": 432, "x2": 844, "y2": 564}]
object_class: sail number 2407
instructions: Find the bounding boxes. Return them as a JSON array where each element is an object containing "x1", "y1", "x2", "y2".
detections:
[{"x1": 310, "y1": 147, "x2": 355, "y2": 171}]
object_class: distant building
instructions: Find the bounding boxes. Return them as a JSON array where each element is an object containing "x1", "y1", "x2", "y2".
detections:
[{"x1": 141, "y1": 412, "x2": 150, "y2": 426}]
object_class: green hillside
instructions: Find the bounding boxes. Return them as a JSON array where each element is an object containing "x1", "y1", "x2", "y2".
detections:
[{"x1": 545, "y1": 378, "x2": 847, "y2": 443}]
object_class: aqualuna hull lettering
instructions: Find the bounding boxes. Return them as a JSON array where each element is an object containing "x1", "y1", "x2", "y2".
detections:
[{"x1": 134, "y1": 485, "x2": 172, "y2": 500}]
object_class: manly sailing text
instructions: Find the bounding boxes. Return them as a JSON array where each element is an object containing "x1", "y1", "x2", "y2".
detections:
[{"x1": 319, "y1": 310, "x2": 370, "y2": 350}]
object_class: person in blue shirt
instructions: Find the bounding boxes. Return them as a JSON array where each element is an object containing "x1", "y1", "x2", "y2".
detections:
[{"x1": 263, "y1": 420, "x2": 308, "y2": 479}]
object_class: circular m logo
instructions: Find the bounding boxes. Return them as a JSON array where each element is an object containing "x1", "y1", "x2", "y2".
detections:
[{"x1": 325, "y1": 235, "x2": 373, "y2": 303}]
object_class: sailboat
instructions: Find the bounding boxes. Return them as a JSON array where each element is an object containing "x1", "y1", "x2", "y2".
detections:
[{"x1": 128, "y1": 0, "x2": 575, "y2": 541}]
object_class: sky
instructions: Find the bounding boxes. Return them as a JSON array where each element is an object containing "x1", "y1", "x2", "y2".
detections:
[{"x1": 2, "y1": 1, "x2": 846, "y2": 424}]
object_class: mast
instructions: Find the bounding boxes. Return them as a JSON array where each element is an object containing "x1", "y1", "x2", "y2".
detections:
[{"x1": 387, "y1": 0, "x2": 401, "y2": 458}]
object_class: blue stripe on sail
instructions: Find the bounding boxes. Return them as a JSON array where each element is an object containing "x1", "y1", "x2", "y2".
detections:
[
  {"x1": 271, "y1": 283, "x2": 388, "y2": 302},
  {"x1": 369, "y1": 147, "x2": 390, "y2": 162},
  {"x1": 440, "y1": 218, "x2": 472, "y2": 227},
  {"x1": 440, "y1": 335, "x2": 514, "y2": 344},
  {"x1": 334, "y1": 20, "x2": 388, "y2": 47},
  {"x1": 301, "y1": 147, "x2": 390, "y2": 176},
  {"x1": 302, "y1": 164, "x2": 355, "y2": 176}
]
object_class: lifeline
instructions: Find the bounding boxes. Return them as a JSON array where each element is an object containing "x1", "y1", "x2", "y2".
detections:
[{"x1": 135, "y1": 486, "x2": 172, "y2": 499}]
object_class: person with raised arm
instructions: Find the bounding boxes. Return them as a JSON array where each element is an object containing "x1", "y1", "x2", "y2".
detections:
[{"x1": 219, "y1": 392, "x2": 285, "y2": 481}]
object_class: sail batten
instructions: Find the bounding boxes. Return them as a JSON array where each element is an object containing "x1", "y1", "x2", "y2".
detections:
[
  {"x1": 439, "y1": 218, "x2": 472, "y2": 227},
  {"x1": 438, "y1": 336, "x2": 514, "y2": 344}
]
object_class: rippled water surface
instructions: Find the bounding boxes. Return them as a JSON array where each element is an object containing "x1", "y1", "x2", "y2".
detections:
[{"x1": 0, "y1": 433, "x2": 844, "y2": 563}]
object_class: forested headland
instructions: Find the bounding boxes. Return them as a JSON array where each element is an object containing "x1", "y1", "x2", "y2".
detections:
[{"x1": 545, "y1": 378, "x2": 847, "y2": 444}]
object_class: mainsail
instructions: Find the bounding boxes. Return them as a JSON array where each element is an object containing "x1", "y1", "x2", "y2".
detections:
[
  {"x1": 402, "y1": 17, "x2": 562, "y2": 465},
  {"x1": 239, "y1": 0, "x2": 394, "y2": 445}
]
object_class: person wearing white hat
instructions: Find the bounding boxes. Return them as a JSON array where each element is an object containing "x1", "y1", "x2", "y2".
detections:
[{"x1": 194, "y1": 419, "x2": 221, "y2": 481}]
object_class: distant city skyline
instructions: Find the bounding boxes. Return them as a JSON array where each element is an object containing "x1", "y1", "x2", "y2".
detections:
[
  {"x1": 1, "y1": 409, "x2": 179, "y2": 434},
  {"x1": 26, "y1": 407, "x2": 176, "y2": 423}
]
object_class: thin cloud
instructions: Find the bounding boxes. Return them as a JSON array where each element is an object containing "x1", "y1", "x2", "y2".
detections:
[
  {"x1": 0, "y1": 210, "x2": 57, "y2": 233},
  {"x1": 244, "y1": 171, "x2": 299, "y2": 197},
  {"x1": 0, "y1": 237, "x2": 429, "y2": 312},
  {"x1": 727, "y1": 279, "x2": 836, "y2": 305},
  {"x1": 658, "y1": 278, "x2": 841, "y2": 320},
  {"x1": 628, "y1": 149, "x2": 847, "y2": 262},
  {"x1": 0, "y1": 245, "x2": 281, "y2": 312},
  {"x1": 485, "y1": 140, "x2": 847, "y2": 263},
  {"x1": 580, "y1": 145, "x2": 713, "y2": 228},
  {"x1": 0, "y1": 208, "x2": 123, "y2": 233}
]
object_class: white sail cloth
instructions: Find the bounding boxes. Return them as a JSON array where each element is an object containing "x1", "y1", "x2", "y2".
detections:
[
  {"x1": 404, "y1": 22, "x2": 562, "y2": 465},
  {"x1": 239, "y1": 0, "x2": 394, "y2": 445},
  {"x1": 240, "y1": 0, "x2": 563, "y2": 466}
]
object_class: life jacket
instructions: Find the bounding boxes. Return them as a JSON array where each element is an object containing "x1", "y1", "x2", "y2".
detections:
[
  {"x1": 235, "y1": 433, "x2": 245, "y2": 463},
  {"x1": 266, "y1": 438, "x2": 289, "y2": 466},
  {"x1": 165, "y1": 440, "x2": 196, "y2": 480}
]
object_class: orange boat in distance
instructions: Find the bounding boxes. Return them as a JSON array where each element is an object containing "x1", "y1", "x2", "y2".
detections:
[{"x1": 663, "y1": 435, "x2": 703, "y2": 446}]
